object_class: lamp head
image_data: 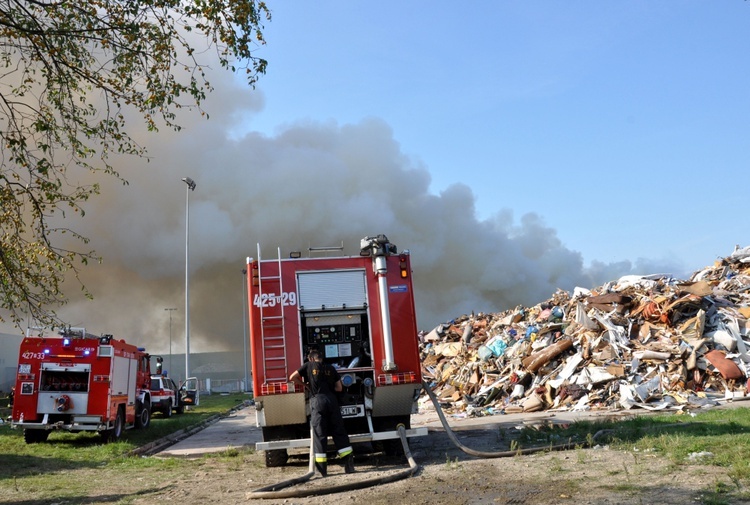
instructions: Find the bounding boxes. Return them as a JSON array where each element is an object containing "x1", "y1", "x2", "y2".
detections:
[{"x1": 182, "y1": 177, "x2": 196, "y2": 191}]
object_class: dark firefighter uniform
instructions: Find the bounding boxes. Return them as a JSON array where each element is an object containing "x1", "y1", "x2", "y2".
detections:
[{"x1": 291, "y1": 353, "x2": 354, "y2": 476}]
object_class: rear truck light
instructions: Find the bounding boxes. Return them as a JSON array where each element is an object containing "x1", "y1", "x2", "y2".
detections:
[
  {"x1": 377, "y1": 371, "x2": 417, "y2": 386},
  {"x1": 252, "y1": 263, "x2": 260, "y2": 286},
  {"x1": 260, "y1": 382, "x2": 301, "y2": 395},
  {"x1": 94, "y1": 375, "x2": 110, "y2": 382},
  {"x1": 399, "y1": 254, "x2": 408, "y2": 278}
]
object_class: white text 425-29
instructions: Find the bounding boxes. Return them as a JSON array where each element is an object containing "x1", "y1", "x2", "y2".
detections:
[{"x1": 253, "y1": 292, "x2": 297, "y2": 307}]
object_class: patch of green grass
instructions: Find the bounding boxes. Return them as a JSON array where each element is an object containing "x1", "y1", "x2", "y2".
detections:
[
  {"x1": 575, "y1": 446, "x2": 587, "y2": 464},
  {"x1": 555, "y1": 479, "x2": 580, "y2": 496},
  {"x1": 521, "y1": 408, "x2": 750, "y2": 475},
  {"x1": 0, "y1": 393, "x2": 250, "y2": 503},
  {"x1": 603, "y1": 482, "x2": 640, "y2": 494},
  {"x1": 549, "y1": 456, "x2": 564, "y2": 473},
  {"x1": 517, "y1": 407, "x2": 750, "y2": 503},
  {"x1": 0, "y1": 392, "x2": 250, "y2": 478},
  {"x1": 699, "y1": 480, "x2": 736, "y2": 505},
  {"x1": 444, "y1": 455, "x2": 461, "y2": 470}
]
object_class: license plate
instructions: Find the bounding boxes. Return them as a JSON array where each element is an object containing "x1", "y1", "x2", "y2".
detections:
[{"x1": 340, "y1": 405, "x2": 358, "y2": 417}]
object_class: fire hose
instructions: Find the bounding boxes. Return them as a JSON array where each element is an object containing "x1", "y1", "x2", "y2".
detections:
[
  {"x1": 246, "y1": 424, "x2": 420, "y2": 499},
  {"x1": 419, "y1": 380, "x2": 610, "y2": 457},
  {"x1": 247, "y1": 380, "x2": 611, "y2": 499}
]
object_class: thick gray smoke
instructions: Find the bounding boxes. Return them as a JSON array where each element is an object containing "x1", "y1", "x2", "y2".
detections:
[{"x1": 15, "y1": 74, "x2": 685, "y2": 355}]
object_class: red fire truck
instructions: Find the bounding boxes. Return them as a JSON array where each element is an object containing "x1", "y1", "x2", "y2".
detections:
[
  {"x1": 247, "y1": 235, "x2": 427, "y2": 466},
  {"x1": 11, "y1": 328, "x2": 153, "y2": 443}
]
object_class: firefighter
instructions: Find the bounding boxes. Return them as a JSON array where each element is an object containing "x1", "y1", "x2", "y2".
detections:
[{"x1": 289, "y1": 349, "x2": 355, "y2": 477}]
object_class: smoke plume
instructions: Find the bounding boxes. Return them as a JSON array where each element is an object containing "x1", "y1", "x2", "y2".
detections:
[{"x1": 16, "y1": 73, "x2": 683, "y2": 357}]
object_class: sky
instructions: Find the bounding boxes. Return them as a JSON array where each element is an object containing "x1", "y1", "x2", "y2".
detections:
[
  {"x1": 3, "y1": 2, "x2": 749, "y2": 363},
  {"x1": 247, "y1": 2, "x2": 748, "y2": 268}
]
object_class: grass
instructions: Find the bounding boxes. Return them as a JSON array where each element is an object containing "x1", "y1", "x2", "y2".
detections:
[
  {"x1": 3, "y1": 397, "x2": 750, "y2": 504},
  {"x1": 514, "y1": 407, "x2": 750, "y2": 503},
  {"x1": 0, "y1": 392, "x2": 249, "y2": 477},
  {"x1": 0, "y1": 392, "x2": 252, "y2": 504}
]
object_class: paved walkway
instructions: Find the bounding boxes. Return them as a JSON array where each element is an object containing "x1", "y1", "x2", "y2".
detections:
[
  {"x1": 152, "y1": 401, "x2": 715, "y2": 458},
  {"x1": 152, "y1": 392, "x2": 750, "y2": 458},
  {"x1": 156, "y1": 407, "x2": 263, "y2": 457}
]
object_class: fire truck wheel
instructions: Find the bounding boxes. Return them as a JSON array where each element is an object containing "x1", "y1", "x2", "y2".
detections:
[
  {"x1": 104, "y1": 407, "x2": 125, "y2": 442},
  {"x1": 264, "y1": 449, "x2": 289, "y2": 467},
  {"x1": 135, "y1": 400, "x2": 151, "y2": 429},
  {"x1": 23, "y1": 429, "x2": 49, "y2": 444}
]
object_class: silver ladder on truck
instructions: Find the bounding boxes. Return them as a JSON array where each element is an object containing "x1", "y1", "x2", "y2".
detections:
[{"x1": 256, "y1": 244, "x2": 289, "y2": 385}]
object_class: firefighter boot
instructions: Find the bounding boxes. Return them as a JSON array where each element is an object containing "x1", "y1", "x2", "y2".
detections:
[
  {"x1": 314, "y1": 461, "x2": 327, "y2": 478},
  {"x1": 344, "y1": 453, "x2": 355, "y2": 474}
]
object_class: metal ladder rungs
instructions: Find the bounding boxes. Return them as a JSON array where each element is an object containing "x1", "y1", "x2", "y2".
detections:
[{"x1": 257, "y1": 244, "x2": 288, "y2": 386}]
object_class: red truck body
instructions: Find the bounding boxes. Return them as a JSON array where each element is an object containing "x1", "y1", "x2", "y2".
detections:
[
  {"x1": 247, "y1": 235, "x2": 426, "y2": 466},
  {"x1": 11, "y1": 328, "x2": 152, "y2": 443}
]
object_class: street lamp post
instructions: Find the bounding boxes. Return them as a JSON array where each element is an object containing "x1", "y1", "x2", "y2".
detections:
[
  {"x1": 164, "y1": 308, "x2": 177, "y2": 377},
  {"x1": 241, "y1": 269, "x2": 249, "y2": 392},
  {"x1": 182, "y1": 177, "x2": 196, "y2": 382}
]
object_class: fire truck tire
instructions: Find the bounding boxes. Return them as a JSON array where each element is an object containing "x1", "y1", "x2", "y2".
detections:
[
  {"x1": 23, "y1": 429, "x2": 49, "y2": 444},
  {"x1": 264, "y1": 449, "x2": 289, "y2": 467},
  {"x1": 135, "y1": 400, "x2": 151, "y2": 429},
  {"x1": 102, "y1": 407, "x2": 125, "y2": 442}
]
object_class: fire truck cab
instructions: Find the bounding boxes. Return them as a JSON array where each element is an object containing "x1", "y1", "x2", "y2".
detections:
[
  {"x1": 247, "y1": 235, "x2": 427, "y2": 466},
  {"x1": 11, "y1": 328, "x2": 152, "y2": 443}
]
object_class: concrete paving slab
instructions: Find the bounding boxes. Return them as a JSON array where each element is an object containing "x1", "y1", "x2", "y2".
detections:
[{"x1": 156, "y1": 407, "x2": 263, "y2": 458}]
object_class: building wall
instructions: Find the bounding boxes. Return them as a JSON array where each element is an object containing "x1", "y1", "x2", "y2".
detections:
[{"x1": 0, "y1": 333, "x2": 23, "y2": 393}]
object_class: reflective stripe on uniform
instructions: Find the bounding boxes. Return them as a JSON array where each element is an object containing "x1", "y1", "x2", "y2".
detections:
[
  {"x1": 338, "y1": 446, "x2": 353, "y2": 458},
  {"x1": 315, "y1": 453, "x2": 327, "y2": 463}
]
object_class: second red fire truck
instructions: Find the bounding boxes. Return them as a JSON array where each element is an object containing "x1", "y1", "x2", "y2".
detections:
[{"x1": 11, "y1": 328, "x2": 153, "y2": 443}]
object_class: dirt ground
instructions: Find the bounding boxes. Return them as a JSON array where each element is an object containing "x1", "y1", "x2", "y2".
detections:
[{"x1": 119, "y1": 424, "x2": 743, "y2": 505}]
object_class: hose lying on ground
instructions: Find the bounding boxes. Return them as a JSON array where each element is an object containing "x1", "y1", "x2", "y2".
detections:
[
  {"x1": 421, "y1": 380, "x2": 609, "y2": 457},
  {"x1": 249, "y1": 378, "x2": 619, "y2": 499},
  {"x1": 247, "y1": 424, "x2": 420, "y2": 500},
  {"x1": 248, "y1": 427, "x2": 317, "y2": 494}
]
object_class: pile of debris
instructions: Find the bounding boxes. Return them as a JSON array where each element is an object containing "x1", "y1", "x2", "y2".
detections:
[{"x1": 420, "y1": 246, "x2": 750, "y2": 417}]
